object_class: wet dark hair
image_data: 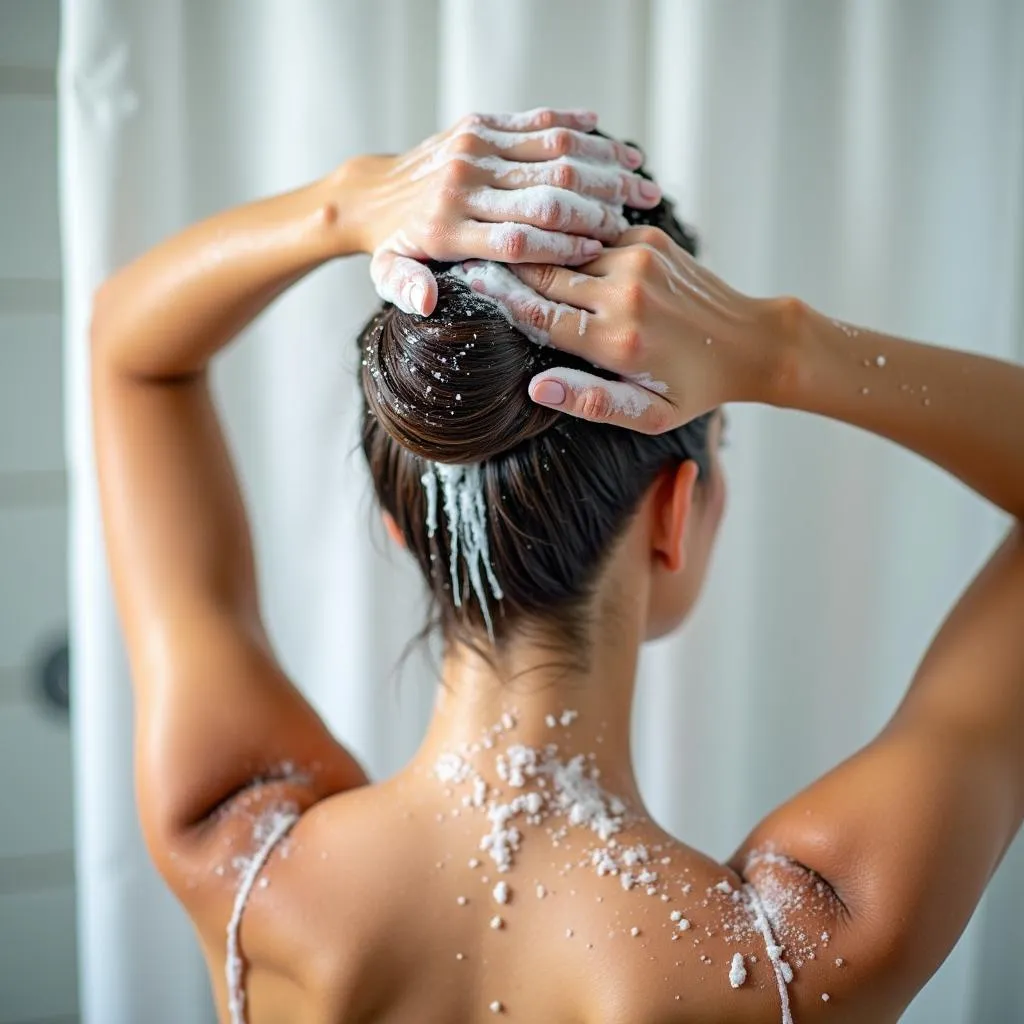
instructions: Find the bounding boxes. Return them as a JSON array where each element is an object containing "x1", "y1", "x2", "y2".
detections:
[{"x1": 358, "y1": 145, "x2": 713, "y2": 654}]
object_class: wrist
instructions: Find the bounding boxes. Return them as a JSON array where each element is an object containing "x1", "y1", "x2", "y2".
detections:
[
  {"x1": 320, "y1": 154, "x2": 396, "y2": 257},
  {"x1": 750, "y1": 295, "x2": 814, "y2": 408}
]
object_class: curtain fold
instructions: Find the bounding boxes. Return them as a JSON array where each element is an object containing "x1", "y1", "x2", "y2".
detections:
[{"x1": 61, "y1": 2, "x2": 1024, "y2": 1021}]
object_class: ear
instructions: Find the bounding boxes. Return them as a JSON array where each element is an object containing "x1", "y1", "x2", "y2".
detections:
[
  {"x1": 651, "y1": 461, "x2": 699, "y2": 573},
  {"x1": 382, "y1": 511, "x2": 407, "y2": 550}
]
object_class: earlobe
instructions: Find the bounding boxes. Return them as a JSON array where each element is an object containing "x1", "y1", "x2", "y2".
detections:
[
  {"x1": 656, "y1": 461, "x2": 698, "y2": 573},
  {"x1": 382, "y1": 511, "x2": 407, "y2": 550}
]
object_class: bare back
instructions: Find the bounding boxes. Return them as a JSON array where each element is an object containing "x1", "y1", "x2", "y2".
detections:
[{"x1": 187, "y1": 764, "x2": 865, "y2": 1024}]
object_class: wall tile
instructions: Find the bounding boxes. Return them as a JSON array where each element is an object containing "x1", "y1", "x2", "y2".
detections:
[
  {"x1": 0, "y1": 886, "x2": 78, "y2": 1023},
  {"x1": 0, "y1": 0, "x2": 60, "y2": 68},
  {"x1": 0, "y1": 313, "x2": 63, "y2": 474},
  {"x1": 0, "y1": 505, "x2": 66, "y2": 665},
  {"x1": 0, "y1": 97, "x2": 60, "y2": 280}
]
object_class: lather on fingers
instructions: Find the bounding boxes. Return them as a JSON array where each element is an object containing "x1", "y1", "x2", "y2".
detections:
[
  {"x1": 370, "y1": 249, "x2": 437, "y2": 316},
  {"x1": 482, "y1": 156, "x2": 662, "y2": 209},
  {"x1": 463, "y1": 186, "x2": 626, "y2": 243},
  {"x1": 449, "y1": 261, "x2": 591, "y2": 349},
  {"x1": 465, "y1": 108, "x2": 600, "y2": 132},
  {"x1": 459, "y1": 124, "x2": 643, "y2": 169},
  {"x1": 528, "y1": 367, "x2": 674, "y2": 434},
  {"x1": 510, "y1": 263, "x2": 604, "y2": 310}
]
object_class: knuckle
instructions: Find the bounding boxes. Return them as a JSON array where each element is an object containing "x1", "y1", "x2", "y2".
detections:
[
  {"x1": 628, "y1": 246, "x2": 657, "y2": 276},
  {"x1": 640, "y1": 226, "x2": 670, "y2": 250},
  {"x1": 523, "y1": 302, "x2": 551, "y2": 332},
  {"x1": 442, "y1": 157, "x2": 475, "y2": 187},
  {"x1": 534, "y1": 264, "x2": 561, "y2": 292},
  {"x1": 622, "y1": 281, "x2": 646, "y2": 314},
  {"x1": 534, "y1": 108, "x2": 558, "y2": 130},
  {"x1": 499, "y1": 228, "x2": 528, "y2": 261},
  {"x1": 579, "y1": 387, "x2": 613, "y2": 421},
  {"x1": 550, "y1": 128, "x2": 576, "y2": 156},
  {"x1": 536, "y1": 198, "x2": 565, "y2": 230},
  {"x1": 619, "y1": 327, "x2": 644, "y2": 365},
  {"x1": 449, "y1": 131, "x2": 481, "y2": 157},
  {"x1": 550, "y1": 159, "x2": 579, "y2": 191}
]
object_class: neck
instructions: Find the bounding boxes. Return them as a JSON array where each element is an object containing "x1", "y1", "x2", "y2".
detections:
[{"x1": 414, "y1": 614, "x2": 645, "y2": 805}]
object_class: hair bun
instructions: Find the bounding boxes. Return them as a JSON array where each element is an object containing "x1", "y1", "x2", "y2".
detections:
[{"x1": 361, "y1": 275, "x2": 560, "y2": 464}]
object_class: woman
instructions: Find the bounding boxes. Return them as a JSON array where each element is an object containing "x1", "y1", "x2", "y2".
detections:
[{"x1": 92, "y1": 109, "x2": 1024, "y2": 1023}]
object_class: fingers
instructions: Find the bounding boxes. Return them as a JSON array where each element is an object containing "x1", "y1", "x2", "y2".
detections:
[
  {"x1": 457, "y1": 221, "x2": 605, "y2": 266},
  {"x1": 463, "y1": 186, "x2": 627, "y2": 242},
  {"x1": 480, "y1": 156, "x2": 661, "y2": 208},
  {"x1": 509, "y1": 263, "x2": 603, "y2": 310},
  {"x1": 528, "y1": 367, "x2": 675, "y2": 434},
  {"x1": 466, "y1": 108, "x2": 599, "y2": 132},
  {"x1": 446, "y1": 262, "x2": 587, "y2": 348},
  {"x1": 370, "y1": 250, "x2": 438, "y2": 315},
  {"x1": 455, "y1": 124, "x2": 642, "y2": 169}
]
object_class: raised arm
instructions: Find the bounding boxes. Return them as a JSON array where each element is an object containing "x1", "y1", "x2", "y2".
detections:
[
  {"x1": 468, "y1": 229, "x2": 1024, "y2": 1016},
  {"x1": 90, "y1": 110, "x2": 657, "y2": 884}
]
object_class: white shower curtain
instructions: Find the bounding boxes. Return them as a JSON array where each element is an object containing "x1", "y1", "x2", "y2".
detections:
[{"x1": 60, "y1": 1, "x2": 1024, "y2": 1021}]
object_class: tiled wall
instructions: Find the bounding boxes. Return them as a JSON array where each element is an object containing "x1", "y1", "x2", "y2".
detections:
[{"x1": 0, "y1": 2, "x2": 79, "y2": 1022}]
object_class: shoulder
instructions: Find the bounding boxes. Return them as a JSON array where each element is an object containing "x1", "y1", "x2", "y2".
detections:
[{"x1": 603, "y1": 831, "x2": 902, "y2": 1023}]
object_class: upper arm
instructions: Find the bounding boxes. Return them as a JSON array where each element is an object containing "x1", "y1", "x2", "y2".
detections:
[
  {"x1": 730, "y1": 526, "x2": 1024, "y2": 1014},
  {"x1": 91, "y1": 329, "x2": 368, "y2": 876}
]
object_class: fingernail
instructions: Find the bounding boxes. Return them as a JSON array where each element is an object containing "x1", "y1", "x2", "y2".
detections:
[
  {"x1": 639, "y1": 179, "x2": 661, "y2": 201},
  {"x1": 411, "y1": 283, "x2": 427, "y2": 313},
  {"x1": 576, "y1": 109, "x2": 599, "y2": 126},
  {"x1": 581, "y1": 239, "x2": 604, "y2": 258},
  {"x1": 626, "y1": 146, "x2": 644, "y2": 168},
  {"x1": 531, "y1": 379, "x2": 567, "y2": 406}
]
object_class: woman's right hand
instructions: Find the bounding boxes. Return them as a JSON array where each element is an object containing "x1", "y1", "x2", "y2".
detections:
[
  {"x1": 458, "y1": 226, "x2": 786, "y2": 432},
  {"x1": 339, "y1": 108, "x2": 664, "y2": 316}
]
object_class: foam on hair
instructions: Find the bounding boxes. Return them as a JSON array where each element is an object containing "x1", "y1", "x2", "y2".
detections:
[{"x1": 357, "y1": 136, "x2": 711, "y2": 650}]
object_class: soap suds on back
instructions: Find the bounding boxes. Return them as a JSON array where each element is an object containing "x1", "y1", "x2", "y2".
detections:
[
  {"x1": 729, "y1": 952, "x2": 748, "y2": 988},
  {"x1": 430, "y1": 715, "x2": 840, "y2": 1024}
]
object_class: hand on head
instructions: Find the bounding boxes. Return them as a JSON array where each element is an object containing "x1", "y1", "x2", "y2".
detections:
[
  {"x1": 354, "y1": 108, "x2": 663, "y2": 317},
  {"x1": 468, "y1": 227, "x2": 771, "y2": 433}
]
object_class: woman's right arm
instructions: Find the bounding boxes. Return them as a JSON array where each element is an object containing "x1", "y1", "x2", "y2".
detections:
[{"x1": 473, "y1": 230, "x2": 1024, "y2": 1016}]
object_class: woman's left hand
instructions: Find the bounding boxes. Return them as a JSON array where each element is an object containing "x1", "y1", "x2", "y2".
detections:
[
  {"x1": 454, "y1": 226, "x2": 777, "y2": 432},
  {"x1": 340, "y1": 108, "x2": 663, "y2": 315}
]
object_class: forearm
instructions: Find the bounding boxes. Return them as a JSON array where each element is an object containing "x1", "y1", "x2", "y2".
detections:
[
  {"x1": 90, "y1": 168, "x2": 363, "y2": 379},
  {"x1": 771, "y1": 300, "x2": 1024, "y2": 520}
]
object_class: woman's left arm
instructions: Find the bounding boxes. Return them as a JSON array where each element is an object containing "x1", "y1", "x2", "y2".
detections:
[
  {"x1": 91, "y1": 175, "x2": 369, "y2": 875},
  {"x1": 90, "y1": 109, "x2": 648, "y2": 880}
]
